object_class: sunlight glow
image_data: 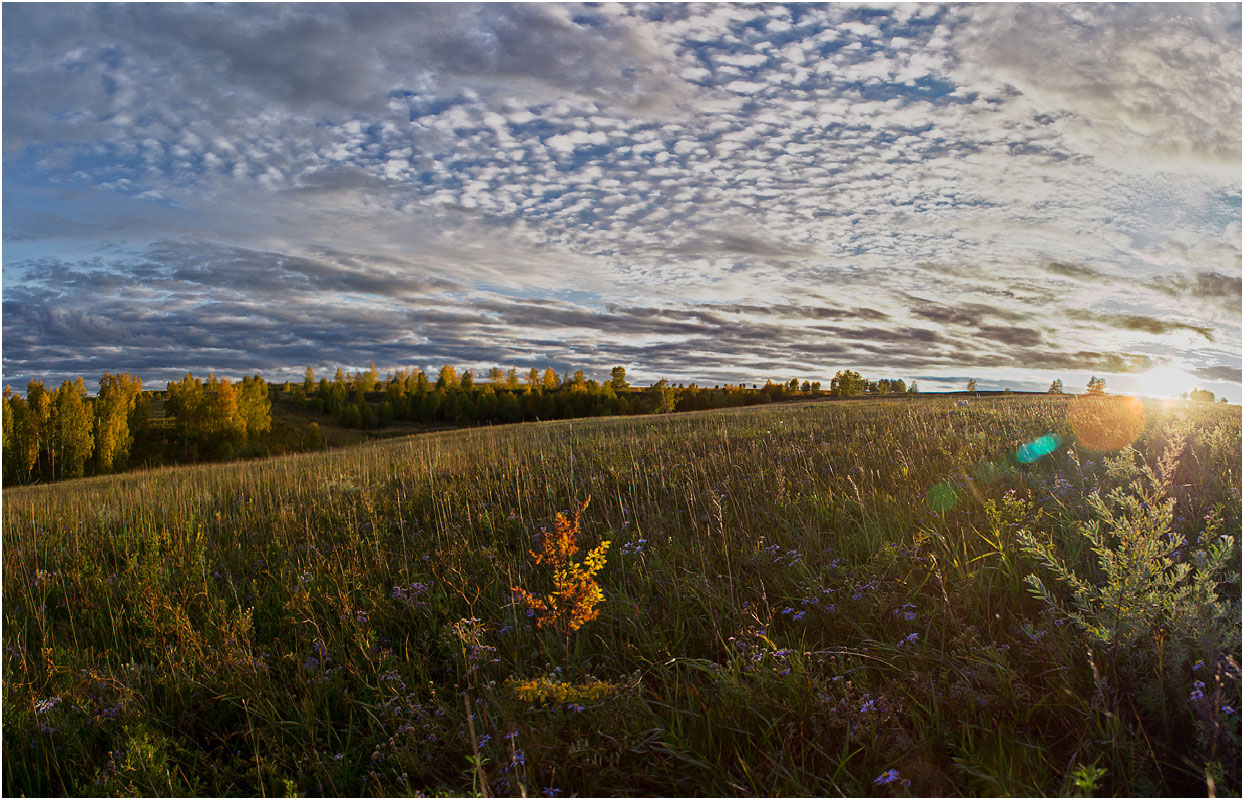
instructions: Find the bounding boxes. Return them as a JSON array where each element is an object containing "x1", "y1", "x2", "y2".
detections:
[
  {"x1": 1134, "y1": 365, "x2": 1198, "y2": 400},
  {"x1": 1070, "y1": 395, "x2": 1146, "y2": 452}
]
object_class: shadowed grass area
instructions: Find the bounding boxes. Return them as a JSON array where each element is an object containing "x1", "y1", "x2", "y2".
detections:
[{"x1": 4, "y1": 396, "x2": 1239, "y2": 796}]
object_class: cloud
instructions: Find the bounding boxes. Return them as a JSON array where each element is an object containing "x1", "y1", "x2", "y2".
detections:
[
  {"x1": 2, "y1": 4, "x2": 691, "y2": 151},
  {"x1": 976, "y1": 326, "x2": 1044, "y2": 349},
  {"x1": 951, "y1": 4, "x2": 1242, "y2": 178},
  {"x1": 1065, "y1": 310, "x2": 1216, "y2": 342},
  {"x1": 2, "y1": 4, "x2": 1238, "y2": 398},
  {"x1": 1042, "y1": 261, "x2": 1113, "y2": 283},
  {"x1": 695, "y1": 303, "x2": 890, "y2": 322},
  {"x1": 1194, "y1": 364, "x2": 1243, "y2": 384},
  {"x1": 1148, "y1": 270, "x2": 1243, "y2": 314},
  {"x1": 663, "y1": 229, "x2": 819, "y2": 258},
  {"x1": 0, "y1": 241, "x2": 1161, "y2": 392},
  {"x1": 972, "y1": 349, "x2": 1153, "y2": 375},
  {"x1": 906, "y1": 297, "x2": 1033, "y2": 327}
]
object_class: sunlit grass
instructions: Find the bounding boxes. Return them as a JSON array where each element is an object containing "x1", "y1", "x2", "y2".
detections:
[{"x1": 3, "y1": 396, "x2": 1239, "y2": 796}]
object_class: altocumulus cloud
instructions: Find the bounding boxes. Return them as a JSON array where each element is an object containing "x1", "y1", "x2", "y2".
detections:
[{"x1": 2, "y1": 3, "x2": 1239, "y2": 399}]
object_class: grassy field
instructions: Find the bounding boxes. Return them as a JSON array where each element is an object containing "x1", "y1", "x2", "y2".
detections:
[{"x1": 4, "y1": 395, "x2": 1240, "y2": 797}]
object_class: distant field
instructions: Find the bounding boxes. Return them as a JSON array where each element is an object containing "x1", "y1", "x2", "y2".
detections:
[{"x1": 4, "y1": 395, "x2": 1239, "y2": 796}]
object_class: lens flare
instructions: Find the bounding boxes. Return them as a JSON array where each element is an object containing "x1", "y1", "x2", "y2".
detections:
[
  {"x1": 1017, "y1": 434, "x2": 1062, "y2": 464},
  {"x1": 924, "y1": 483, "x2": 958, "y2": 512},
  {"x1": 1069, "y1": 395, "x2": 1145, "y2": 452}
]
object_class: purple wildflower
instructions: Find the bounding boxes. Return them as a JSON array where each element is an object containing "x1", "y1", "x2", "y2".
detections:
[
  {"x1": 34, "y1": 697, "x2": 61, "y2": 715},
  {"x1": 873, "y1": 769, "x2": 901, "y2": 786}
]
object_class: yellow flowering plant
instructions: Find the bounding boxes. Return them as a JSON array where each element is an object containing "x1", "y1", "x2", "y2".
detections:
[{"x1": 507, "y1": 676, "x2": 616, "y2": 706}]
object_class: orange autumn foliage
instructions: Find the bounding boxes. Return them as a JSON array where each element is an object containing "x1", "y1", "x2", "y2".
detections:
[{"x1": 513, "y1": 496, "x2": 610, "y2": 635}]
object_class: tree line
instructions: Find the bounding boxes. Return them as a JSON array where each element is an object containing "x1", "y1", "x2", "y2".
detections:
[
  {"x1": 1185, "y1": 389, "x2": 1228, "y2": 403},
  {"x1": 3, "y1": 365, "x2": 917, "y2": 486},
  {"x1": 1048, "y1": 377, "x2": 1225, "y2": 402},
  {"x1": 3, "y1": 373, "x2": 270, "y2": 486},
  {"x1": 287, "y1": 365, "x2": 919, "y2": 430}
]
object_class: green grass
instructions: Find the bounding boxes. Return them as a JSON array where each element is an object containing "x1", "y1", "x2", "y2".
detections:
[{"x1": 4, "y1": 395, "x2": 1240, "y2": 796}]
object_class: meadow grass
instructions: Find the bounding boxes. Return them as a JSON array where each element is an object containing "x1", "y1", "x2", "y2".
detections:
[{"x1": 4, "y1": 395, "x2": 1239, "y2": 796}]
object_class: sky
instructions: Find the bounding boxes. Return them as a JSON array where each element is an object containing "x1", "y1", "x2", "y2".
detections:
[{"x1": 3, "y1": 3, "x2": 1241, "y2": 399}]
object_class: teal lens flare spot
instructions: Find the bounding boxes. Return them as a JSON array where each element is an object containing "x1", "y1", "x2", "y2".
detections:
[
  {"x1": 925, "y1": 483, "x2": 958, "y2": 512},
  {"x1": 1017, "y1": 434, "x2": 1062, "y2": 464}
]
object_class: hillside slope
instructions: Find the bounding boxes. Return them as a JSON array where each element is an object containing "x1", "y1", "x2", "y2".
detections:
[{"x1": 4, "y1": 396, "x2": 1240, "y2": 796}]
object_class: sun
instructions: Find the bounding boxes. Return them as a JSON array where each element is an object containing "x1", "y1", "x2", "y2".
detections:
[{"x1": 1134, "y1": 365, "x2": 1197, "y2": 399}]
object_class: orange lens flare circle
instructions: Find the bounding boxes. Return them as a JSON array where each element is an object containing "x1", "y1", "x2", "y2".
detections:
[{"x1": 1068, "y1": 394, "x2": 1146, "y2": 452}]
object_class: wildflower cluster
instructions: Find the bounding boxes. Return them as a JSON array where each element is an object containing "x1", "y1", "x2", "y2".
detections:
[
  {"x1": 371, "y1": 686, "x2": 453, "y2": 770},
  {"x1": 789, "y1": 582, "x2": 840, "y2": 617},
  {"x1": 93, "y1": 749, "x2": 124, "y2": 788},
  {"x1": 507, "y1": 676, "x2": 616, "y2": 706},
  {"x1": 1018, "y1": 618, "x2": 1047, "y2": 644},
  {"x1": 728, "y1": 624, "x2": 798, "y2": 675},
  {"x1": 34, "y1": 696, "x2": 61, "y2": 734},
  {"x1": 489, "y1": 728, "x2": 528, "y2": 796},
  {"x1": 893, "y1": 603, "x2": 918, "y2": 622},
  {"x1": 340, "y1": 608, "x2": 370, "y2": 626},
  {"x1": 850, "y1": 579, "x2": 880, "y2": 602},
  {"x1": 449, "y1": 617, "x2": 499, "y2": 678},
  {"x1": 45, "y1": 668, "x2": 138, "y2": 735},
  {"x1": 619, "y1": 537, "x2": 648, "y2": 556},
  {"x1": 1049, "y1": 472, "x2": 1075, "y2": 496},
  {"x1": 391, "y1": 581, "x2": 431, "y2": 610},
  {"x1": 302, "y1": 641, "x2": 337, "y2": 685},
  {"x1": 762, "y1": 542, "x2": 804, "y2": 566}
]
